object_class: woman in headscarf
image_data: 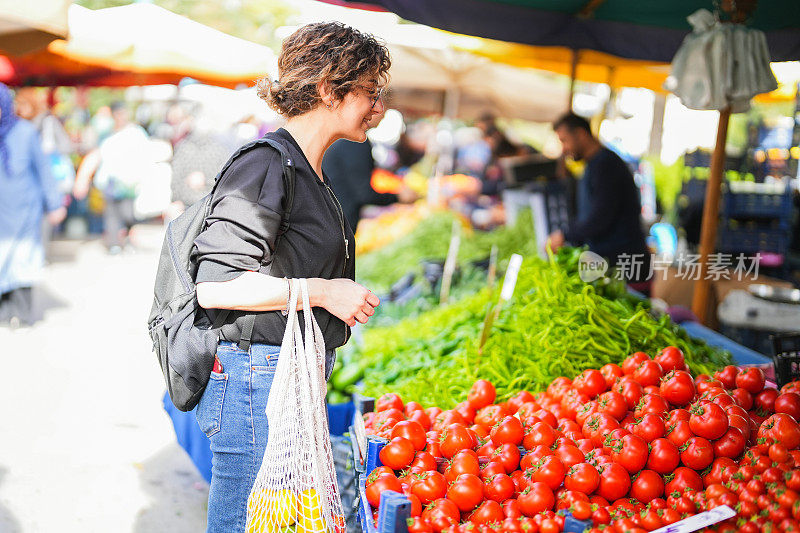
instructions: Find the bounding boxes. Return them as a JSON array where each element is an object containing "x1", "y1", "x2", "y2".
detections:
[{"x1": 0, "y1": 83, "x2": 66, "y2": 326}]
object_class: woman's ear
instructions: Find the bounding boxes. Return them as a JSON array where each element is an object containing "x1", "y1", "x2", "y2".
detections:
[{"x1": 317, "y1": 80, "x2": 335, "y2": 110}]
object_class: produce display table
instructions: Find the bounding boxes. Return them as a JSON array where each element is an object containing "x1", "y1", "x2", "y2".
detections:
[
  {"x1": 679, "y1": 320, "x2": 773, "y2": 366},
  {"x1": 163, "y1": 320, "x2": 775, "y2": 485}
]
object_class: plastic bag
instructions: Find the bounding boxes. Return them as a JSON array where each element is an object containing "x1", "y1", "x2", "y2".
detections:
[{"x1": 246, "y1": 278, "x2": 345, "y2": 533}]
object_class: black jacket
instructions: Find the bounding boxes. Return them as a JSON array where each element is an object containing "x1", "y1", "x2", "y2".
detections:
[
  {"x1": 192, "y1": 128, "x2": 355, "y2": 348},
  {"x1": 565, "y1": 147, "x2": 649, "y2": 268}
]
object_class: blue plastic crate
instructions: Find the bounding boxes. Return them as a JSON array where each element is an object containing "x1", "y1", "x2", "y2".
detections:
[
  {"x1": 723, "y1": 188, "x2": 793, "y2": 219},
  {"x1": 358, "y1": 477, "x2": 411, "y2": 533},
  {"x1": 349, "y1": 425, "x2": 388, "y2": 475},
  {"x1": 717, "y1": 220, "x2": 792, "y2": 254}
]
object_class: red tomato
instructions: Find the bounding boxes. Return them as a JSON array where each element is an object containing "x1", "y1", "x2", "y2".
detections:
[
  {"x1": 759, "y1": 413, "x2": 800, "y2": 450},
  {"x1": 433, "y1": 410, "x2": 467, "y2": 432},
  {"x1": 409, "y1": 410, "x2": 432, "y2": 431},
  {"x1": 665, "y1": 408, "x2": 691, "y2": 427},
  {"x1": 680, "y1": 436, "x2": 714, "y2": 470},
  {"x1": 547, "y1": 376, "x2": 572, "y2": 398},
  {"x1": 502, "y1": 498, "x2": 521, "y2": 518},
  {"x1": 491, "y1": 443, "x2": 521, "y2": 473},
  {"x1": 622, "y1": 352, "x2": 650, "y2": 375},
  {"x1": 446, "y1": 473, "x2": 484, "y2": 512},
  {"x1": 713, "y1": 426, "x2": 747, "y2": 459},
  {"x1": 425, "y1": 406, "x2": 442, "y2": 421},
  {"x1": 474, "y1": 405, "x2": 506, "y2": 428},
  {"x1": 713, "y1": 365, "x2": 739, "y2": 390},
  {"x1": 555, "y1": 444, "x2": 585, "y2": 469},
  {"x1": 615, "y1": 377, "x2": 645, "y2": 410},
  {"x1": 664, "y1": 466, "x2": 703, "y2": 494},
  {"x1": 655, "y1": 346, "x2": 685, "y2": 373},
  {"x1": 444, "y1": 450, "x2": 480, "y2": 483},
  {"x1": 632, "y1": 412, "x2": 665, "y2": 442},
  {"x1": 523, "y1": 421, "x2": 556, "y2": 450},
  {"x1": 532, "y1": 455, "x2": 566, "y2": 490},
  {"x1": 575, "y1": 401, "x2": 599, "y2": 427},
  {"x1": 574, "y1": 369, "x2": 608, "y2": 398},
  {"x1": 689, "y1": 401, "x2": 728, "y2": 440},
  {"x1": 597, "y1": 391, "x2": 628, "y2": 421},
  {"x1": 392, "y1": 420, "x2": 428, "y2": 452},
  {"x1": 468, "y1": 500, "x2": 504, "y2": 525},
  {"x1": 454, "y1": 401, "x2": 476, "y2": 425},
  {"x1": 421, "y1": 498, "x2": 459, "y2": 531},
  {"x1": 597, "y1": 463, "x2": 631, "y2": 501},
  {"x1": 582, "y1": 412, "x2": 621, "y2": 448},
  {"x1": 564, "y1": 462, "x2": 600, "y2": 494},
  {"x1": 775, "y1": 392, "x2": 800, "y2": 421},
  {"x1": 506, "y1": 390, "x2": 535, "y2": 414},
  {"x1": 490, "y1": 416, "x2": 524, "y2": 446},
  {"x1": 600, "y1": 363, "x2": 624, "y2": 388},
  {"x1": 610, "y1": 433, "x2": 649, "y2": 474},
  {"x1": 659, "y1": 370, "x2": 696, "y2": 407},
  {"x1": 517, "y1": 482, "x2": 555, "y2": 516},
  {"x1": 483, "y1": 473, "x2": 515, "y2": 503},
  {"x1": 666, "y1": 419, "x2": 694, "y2": 447},
  {"x1": 479, "y1": 461, "x2": 506, "y2": 481},
  {"x1": 467, "y1": 379, "x2": 496, "y2": 409},
  {"x1": 755, "y1": 388, "x2": 779, "y2": 413},
  {"x1": 376, "y1": 393, "x2": 404, "y2": 412},
  {"x1": 439, "y1": 424, "x2": 474, "y2": 458},
  {"x1": 736, "y1": 367, "x2": 766, "y2": 394},
  {"x1": 634, "y1": 393, "x2": 669, "y2": 419},
  {"x1": 406, "y1": 517, "x2": 433, "y2": 533},
  {"x1": 410, "y1": 451, "x2": 438, "y2": 472},
  {"x1": 411, "y1": 470, "x2": 448, "y2": 505},
  {"x1": 632, "y1": 360, "x2": 663, "y2": 388},
  {"x1": 366, "y1": 472, "x2": 403, "y2": 507},
  {"x1": 731, "y1": 387, "x2": 754, "y2": 410},
  {"x1": 380, "y1": 437, "x2": 416, "y2": 470}
]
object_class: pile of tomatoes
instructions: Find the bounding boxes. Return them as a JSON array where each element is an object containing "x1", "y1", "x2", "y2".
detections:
[{"x1": 362, "y1": 346, "x2": 800, "y2": 533}]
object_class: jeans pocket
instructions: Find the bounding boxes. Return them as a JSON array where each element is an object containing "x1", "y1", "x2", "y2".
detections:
[{"x1": 196, "y1": 371, "x2": 227, "y2": 437}]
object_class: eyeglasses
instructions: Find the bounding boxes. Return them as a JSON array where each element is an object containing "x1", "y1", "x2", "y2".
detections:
[{"x1": 357, "y1": 85, "x2": 384, "y2": 109}]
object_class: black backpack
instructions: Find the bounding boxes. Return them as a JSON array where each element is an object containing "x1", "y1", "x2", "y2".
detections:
[{"x1": 147, "y1": 136, "x2": 295, "y2": 411}]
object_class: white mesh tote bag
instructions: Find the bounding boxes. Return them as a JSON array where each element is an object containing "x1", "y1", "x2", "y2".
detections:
[{"x1": 246, "y1": 278, "x2": 345, "y2": 533}]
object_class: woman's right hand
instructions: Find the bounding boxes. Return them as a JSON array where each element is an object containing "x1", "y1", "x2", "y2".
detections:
[{"x1": 310, "y1": 278, "x2": 380, "y2": 327}]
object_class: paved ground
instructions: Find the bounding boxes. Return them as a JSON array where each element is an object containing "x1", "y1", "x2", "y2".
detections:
[{"x1": 0, "y1": 223, "x2": 209, "y2": 533}]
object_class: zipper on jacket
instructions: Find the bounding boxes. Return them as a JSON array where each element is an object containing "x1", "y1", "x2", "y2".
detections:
[{"x1": 323, "y1": 182, "x2": 351, "y2": 343}]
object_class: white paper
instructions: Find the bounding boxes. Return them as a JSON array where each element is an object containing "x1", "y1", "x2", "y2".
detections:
[
  {"x1": 651, "y1": 506, "x2": 736, "y2": 533},
  {"x1": 500, "y1": 254, "x2": 523, "y2": 301}
]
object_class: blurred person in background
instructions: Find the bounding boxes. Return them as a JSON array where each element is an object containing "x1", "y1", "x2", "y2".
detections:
[
  {"x1": 73, "y1": 102, "x2": 150, "y2": 254},
  {"x1": 14, "y1": 88, "x2": 75, "y2": 194},
  {"x1": 322, "y1": 109, "x2": 418, "y2": 230},
  {"x1": 547, "y1": 113, "x2": 650, "y2": 287},
  {"x1": 0, "y1": 83, "x2": 66, "y2": 327},
  {"x1": 168, "y1": 115, "x2": 239, "y2": 219}
]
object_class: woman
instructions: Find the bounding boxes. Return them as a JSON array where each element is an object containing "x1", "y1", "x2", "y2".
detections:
[
  {"x1": 0, "y1": 83, "x2": 66, "y2": 326},
  {"x1": 192, "y1": 22, "x2": 390, "y2": 531}
]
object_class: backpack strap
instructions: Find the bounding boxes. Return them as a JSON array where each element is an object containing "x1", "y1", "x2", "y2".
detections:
[{"x1": 232, "y1": 136, "x2": 296, "y2": 352}]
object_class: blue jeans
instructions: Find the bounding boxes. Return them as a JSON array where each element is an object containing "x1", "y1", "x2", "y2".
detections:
[{"x1": 196, "y1": 341, "x2": 336, "y2": 533}]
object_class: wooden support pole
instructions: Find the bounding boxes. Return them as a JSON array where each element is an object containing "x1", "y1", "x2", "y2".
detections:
[
  {"x1": 568, "y1": 49, "x2": 579, "y2": 111},
  {"x1": 691, "y1": 107, "x2": 731, "y2": 324}
]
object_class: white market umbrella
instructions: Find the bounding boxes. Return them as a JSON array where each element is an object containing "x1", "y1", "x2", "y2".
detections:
[{"x1": 0, "y1": 0, "x2": 69, "y2": 55}]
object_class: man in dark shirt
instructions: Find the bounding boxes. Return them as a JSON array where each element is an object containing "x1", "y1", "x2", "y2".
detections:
[{"x1": 548, "y1": 113, "x2": 650, "y2": 283}]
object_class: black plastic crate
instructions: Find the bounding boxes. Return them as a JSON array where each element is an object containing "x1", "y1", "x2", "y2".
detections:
[
  {"x1": 722, "y1": 188, "x2": 794, "y2": 219},
  {"x1": 772, "y1": 333, "x2": 800, "y2": 388}
]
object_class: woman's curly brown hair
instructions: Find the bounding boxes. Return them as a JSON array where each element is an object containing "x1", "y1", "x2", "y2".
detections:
[{"x1": 257, "y1": 22, "x2": 391, "y2": 117}]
